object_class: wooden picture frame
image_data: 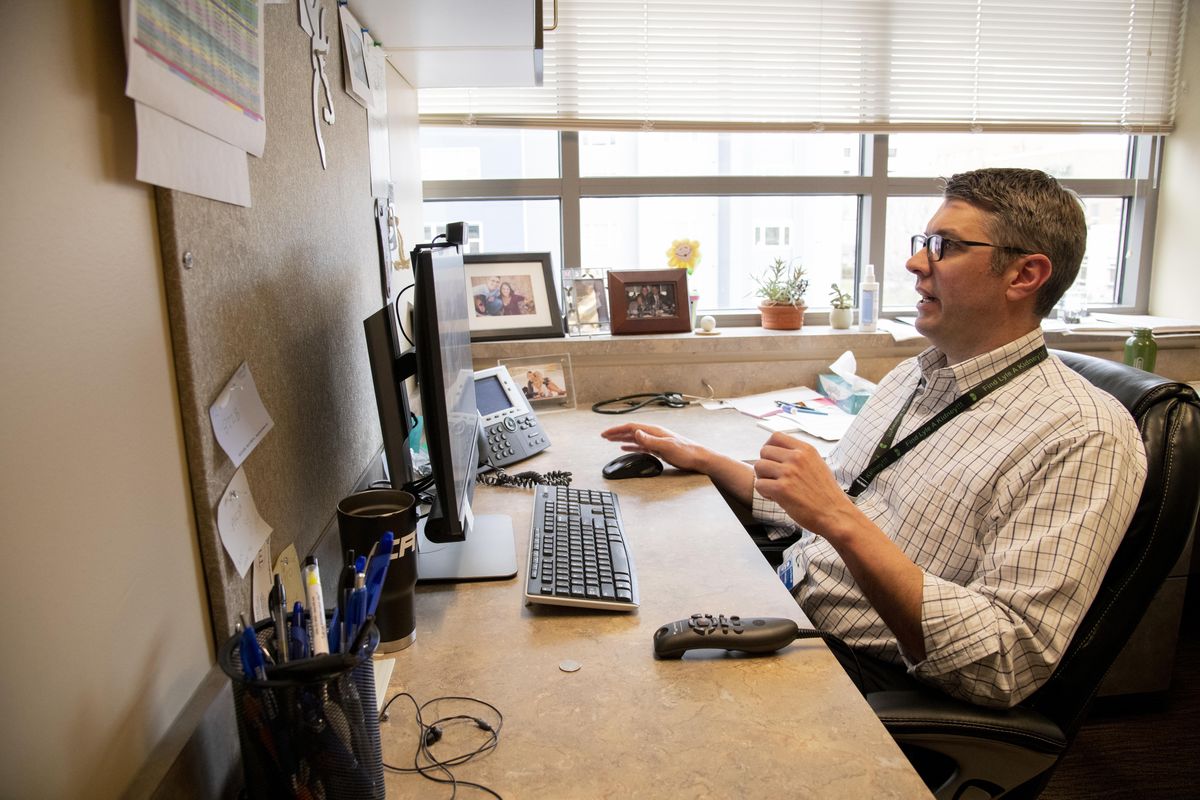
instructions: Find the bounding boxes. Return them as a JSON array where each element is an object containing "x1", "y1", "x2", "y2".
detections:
[
  {"x1": 464, "y1": 252, "x2": 564, "y2": 343},
  {"x1": 608, "y1": 269, "x2": 692, "y2": 335}
]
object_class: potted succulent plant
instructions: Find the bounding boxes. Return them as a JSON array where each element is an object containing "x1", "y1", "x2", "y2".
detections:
[
  {"x1": 752, "y1": 257, "x2": 808, "y2": 330},
  {"x1": 829, "y1": 283, "x2": 853, "y2": 329}
]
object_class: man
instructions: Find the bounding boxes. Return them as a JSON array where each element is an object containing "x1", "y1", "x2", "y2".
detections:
[
  {"x1": 603, "y1": 168, "x2": 1146, "y2": 708},
  {"x1": 476, "y1": 275, "x2": 504, "y2": 315}
]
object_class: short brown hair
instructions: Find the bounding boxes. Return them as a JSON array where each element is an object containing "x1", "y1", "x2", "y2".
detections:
[{"x1": 942, "y1": 168, "x2": 1086, "y2": 317}]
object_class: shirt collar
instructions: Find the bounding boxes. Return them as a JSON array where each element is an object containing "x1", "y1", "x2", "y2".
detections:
[{"x1": 916, "y1": 328, "x2": 1047, "y2": 396}]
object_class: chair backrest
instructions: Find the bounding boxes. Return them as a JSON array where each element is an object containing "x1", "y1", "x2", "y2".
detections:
[{"x1": 1028, "y1": 350, "x2": 1200, "y2": 737}]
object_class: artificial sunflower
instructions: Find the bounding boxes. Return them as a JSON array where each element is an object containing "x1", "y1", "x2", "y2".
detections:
[{"x1": 666, "y1": 239, "x2": 701, "y2": 275}]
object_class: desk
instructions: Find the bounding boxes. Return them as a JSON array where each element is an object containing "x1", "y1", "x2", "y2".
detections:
[{"x1": 379, "y1": 405, "x2": 931, "y2": 798}]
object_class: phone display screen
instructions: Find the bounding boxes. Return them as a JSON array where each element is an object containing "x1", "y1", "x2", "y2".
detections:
[{"x1": 475, "y1": 375, "x2": 513, "y2": 417}]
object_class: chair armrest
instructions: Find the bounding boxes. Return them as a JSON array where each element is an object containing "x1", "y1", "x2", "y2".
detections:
[{"x1": 867, "y1": 689, "x2": 1067, "y2": 755}]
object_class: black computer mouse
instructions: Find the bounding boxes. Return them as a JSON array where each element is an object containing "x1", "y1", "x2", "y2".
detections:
[{"x1": 602, "y1": 452, "x2": 664, "y2": 480}]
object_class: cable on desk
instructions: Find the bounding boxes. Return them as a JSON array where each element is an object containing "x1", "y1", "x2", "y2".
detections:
[
  {"x1": 381, "y1": 691, "x2": 505, "y2": 799},
  {"x1": 475, "y1": 467, "x2": 572, "y2": 488}
]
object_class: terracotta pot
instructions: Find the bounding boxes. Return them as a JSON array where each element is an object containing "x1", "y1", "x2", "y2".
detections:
[{"x1": 759, "y1": 302, "x2": 806, "y2": 330}]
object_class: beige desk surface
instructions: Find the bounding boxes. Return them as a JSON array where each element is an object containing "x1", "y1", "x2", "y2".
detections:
[{"x1": 379, "y1": 405, "x2": 931, "y2": 798}]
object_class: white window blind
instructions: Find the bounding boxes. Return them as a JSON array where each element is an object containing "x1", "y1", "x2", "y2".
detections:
[{"x1": 417, "y1": 0, "x2": 1188, "y2": 133}]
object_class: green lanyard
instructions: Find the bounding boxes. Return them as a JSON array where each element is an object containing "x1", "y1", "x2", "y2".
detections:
[{"x1": 846, "y1": 346, "x2": 1048, "y2": 498}]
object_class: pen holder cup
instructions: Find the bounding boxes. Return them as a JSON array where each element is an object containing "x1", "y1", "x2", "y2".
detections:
[
  {"x1": 219, "y1": 617, "x2": 384, "y2": 800},
  {"x1": 337, "y1": 489, "x2": 419, "y2": 653}
]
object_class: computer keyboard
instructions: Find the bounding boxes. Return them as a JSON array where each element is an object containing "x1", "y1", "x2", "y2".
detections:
[{"x1": 525, "y1": 484, "x2": 639, "y2": 611}]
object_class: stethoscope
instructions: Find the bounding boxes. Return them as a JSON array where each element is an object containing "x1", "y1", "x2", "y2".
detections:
[{"x1": 590, "y1": 384, "x2": 714, "y2": 414}]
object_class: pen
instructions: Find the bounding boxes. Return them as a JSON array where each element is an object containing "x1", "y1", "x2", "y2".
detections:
[
  {"x1": 775, "y1": 399, "x2": 828, "y2": 416},
  {"x1": 303, "y1": 556, "x2": 330, "y2": 656},
  {"x1": 335, "y1": 549, "x2": 356, "y2": 654},
  {"x1": 269, "y1": 574, "x2": 289, "y2": 664},
  {"x1": 289, "y1": 600, "x2": 309, "y2": 660},
  {"x1": 345, "y1": 556, "x2": 367, "y2": 649},
  {"x1": 364, "y1": 531, "x2": 393, "y2": 617},
  {"x1": 239, "y1": 613, "x2": 267, "y2": 681}
]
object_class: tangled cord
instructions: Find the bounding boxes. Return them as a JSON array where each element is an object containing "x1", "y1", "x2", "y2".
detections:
[
  {"x1": 381, "y1": 692, "x2": 504, "y2": 799},
  {"x1": 476, "y1": 468, "x2": 572, "y2": 488}
]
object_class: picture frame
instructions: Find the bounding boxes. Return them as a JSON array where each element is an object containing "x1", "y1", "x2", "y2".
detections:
[
  {"x1": 607, "y1": 269, "x2": 692, "y2": 335},
  {"x1": 565, "y1": 275, "x2": 610, "y2": 335},
  {"x1": 338, "y1": 5, "x2": 371, "y2": 109},
  {"x1": 497, "y1": 354, "x2": 576, "y2": 412},
  {"x1": 464, "y1": 253, "x2": 564, "y2": 343}
]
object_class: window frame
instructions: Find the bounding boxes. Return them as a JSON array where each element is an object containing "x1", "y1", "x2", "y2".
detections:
[{"x1": 422, "y1": 132, "x2": 1161, "y2": 325}]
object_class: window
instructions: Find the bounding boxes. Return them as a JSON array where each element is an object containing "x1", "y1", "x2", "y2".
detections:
[{"x1": 422, "y1": 131, "x2": 1158, "y2": 319}]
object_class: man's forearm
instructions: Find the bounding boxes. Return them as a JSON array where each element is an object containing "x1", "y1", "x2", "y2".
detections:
[{"x1": 697, "y1": 450, "x2": 758, "y2": 507}]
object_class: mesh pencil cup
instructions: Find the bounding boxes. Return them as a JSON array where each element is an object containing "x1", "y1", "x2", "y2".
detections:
[{"x1": 219, "y1": 616, "x2": 384, "y2": 799}]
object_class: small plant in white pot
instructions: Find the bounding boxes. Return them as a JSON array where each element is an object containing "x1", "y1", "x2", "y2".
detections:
[
  {"x1": 829, "y1": 283, "x2": 853, "y2": 329},
  {"x1": 752, "y1": 258, "x2": 808, "y2": 330}
]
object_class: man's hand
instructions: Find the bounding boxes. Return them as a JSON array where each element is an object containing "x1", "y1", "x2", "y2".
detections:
[
  {"x1": 755, "y1": 432, "x2": 926, "y2": 660},
  {"x1": 600, "y1": 422, "x2": 709, "y2": 472},
  {"x1": 754, "y1": 432, "x2": 860, "y2": 539},
  {"x1": 600, "y1": 422, "x2": 757, "y2": 504}
]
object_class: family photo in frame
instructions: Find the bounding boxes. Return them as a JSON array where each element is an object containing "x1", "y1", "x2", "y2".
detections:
[
  {"x1": 463, "y1": 252, "x2": 565, "y2": 343},
  {"x1": 607, "y1": 269, "x2": 692, "y2": 335},
  {"x1": 498, "y1": 354, "x2": 576, "y2": 411}
]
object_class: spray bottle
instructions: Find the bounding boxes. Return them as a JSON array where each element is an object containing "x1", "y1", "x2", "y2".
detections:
[{"x1": 858, "y1": 264, "x2": 879, "y2": 332}]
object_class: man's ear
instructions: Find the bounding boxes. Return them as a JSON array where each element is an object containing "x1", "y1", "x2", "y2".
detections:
[{"x1": 1006, "y1": 254, "x2": 1052, "y2": 305}]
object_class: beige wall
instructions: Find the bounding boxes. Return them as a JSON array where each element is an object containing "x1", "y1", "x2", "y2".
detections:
[
  {"x1": 0, "y1": 3, "x2": 212, "y2": 798},
  {"x1": 1151, "y1": 0, "x2": 1200, "y2": 317}
]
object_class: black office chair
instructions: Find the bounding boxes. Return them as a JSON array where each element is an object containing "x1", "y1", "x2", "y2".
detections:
[{"x1": 868, "y1": 350, "x2": 1200, "y2": 800}]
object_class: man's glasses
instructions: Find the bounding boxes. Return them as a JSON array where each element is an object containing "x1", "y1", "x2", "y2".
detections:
[{"x1": 911, "y1": 234, "x2": 1033, "y2": 263}]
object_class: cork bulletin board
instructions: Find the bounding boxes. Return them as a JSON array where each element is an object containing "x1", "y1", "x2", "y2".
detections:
[{"x1": 154, "y1": 2, "x2": 389, "y2": 639}]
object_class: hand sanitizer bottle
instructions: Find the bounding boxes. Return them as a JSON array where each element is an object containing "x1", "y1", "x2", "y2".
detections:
[{"x1": 858, "y1": 264, "x2": 879, "y2": 332}]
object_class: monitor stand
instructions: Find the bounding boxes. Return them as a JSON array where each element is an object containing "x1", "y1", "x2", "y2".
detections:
[{"x1": 416, "y1": 514, "x2": 518, "y2": 581}]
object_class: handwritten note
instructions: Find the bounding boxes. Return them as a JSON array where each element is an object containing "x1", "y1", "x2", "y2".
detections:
[
  {"x1": 209, "y1": 362, "x2": 274, "y2": 467},
  {"x1": 252, "y1": 543, "x2": 272, "y2": 621},
  {"x1": 217, "y1": 467, "x2": 273, "y2": 578}
]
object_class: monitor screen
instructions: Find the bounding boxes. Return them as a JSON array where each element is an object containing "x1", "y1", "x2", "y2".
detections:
[
  {"x1": 363, "y1": 236, "x2": 517, "y2": 582},
  {"x1": 412, "y1": 243, "x2": 479, "y2": 543}
]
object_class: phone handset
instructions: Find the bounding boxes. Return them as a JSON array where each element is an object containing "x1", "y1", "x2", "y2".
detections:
[{"x1": 474, "y1": 365, "x2": 551, "y2": 469}]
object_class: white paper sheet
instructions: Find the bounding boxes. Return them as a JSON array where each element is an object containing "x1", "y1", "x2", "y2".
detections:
[
  {"x1": 218, "y1": 467, "x2": 274, "y2": 577},
  {"x1": 252, "y1": 542, "x2": 272, "y2": 621},
  {"x1": 135, "y1": 103, "x2": 252, "y2": 206},
  {"x1": 877, "y1": 318, "x2": 927, "y2": 342},
  {"x1": 709, "y1": 385, "x2": 831, "y2": 418},
  {"x1": 757, "y1": 408, "x2": 856, "y2": 441},
  {"x1": 125, "y1": 0, "x2": 266, "y2": 157},
  {"x1": 209, "y1": 362, "x2": 275, "y2": 468}
]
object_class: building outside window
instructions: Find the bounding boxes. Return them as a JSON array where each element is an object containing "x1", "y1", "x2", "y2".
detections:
[{"x1": 421, "y1": 129, "x2": 1156, "y2": 320}]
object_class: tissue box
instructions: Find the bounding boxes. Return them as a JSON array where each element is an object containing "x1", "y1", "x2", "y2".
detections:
[{"x1": 817, "y1": 374, "x2": 873, "y2": 415}]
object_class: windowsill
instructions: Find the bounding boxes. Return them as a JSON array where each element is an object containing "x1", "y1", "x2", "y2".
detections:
[{"x1": 471, "y1": 324, "x2": 1200, "y2": 402}]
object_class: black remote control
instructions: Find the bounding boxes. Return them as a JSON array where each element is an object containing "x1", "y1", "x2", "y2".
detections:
[{"x1": 652, "y1": 614, "x2": 800, "y2": 659}]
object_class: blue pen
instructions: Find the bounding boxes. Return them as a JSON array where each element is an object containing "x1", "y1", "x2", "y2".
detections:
[
  {"x1": 364, "y1": 531, "x2": 393, "y2": 617},
  {"x1": 289, "y1": 601, "x2": 309, "y2": 660},
  {"x1": 775, "y1": 399, "x2": 828, "y2": 416},
  {"x1": 239, "y1": 617, "x2": 267, "y2": 681}
]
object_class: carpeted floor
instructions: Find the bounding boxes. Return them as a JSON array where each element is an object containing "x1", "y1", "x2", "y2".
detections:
[{"x1": 1040, "y1": 588, "x2": 1200, "y2": 799}]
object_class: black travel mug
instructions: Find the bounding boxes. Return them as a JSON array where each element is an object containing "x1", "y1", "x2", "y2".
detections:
[{"x1": 336, "y1": 489, "x2": 418, "y2": 652}]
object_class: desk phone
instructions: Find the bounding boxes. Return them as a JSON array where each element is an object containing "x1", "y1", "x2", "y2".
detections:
[{"x1": 474, "y1": 365, "x2": 550, "y2": 468}]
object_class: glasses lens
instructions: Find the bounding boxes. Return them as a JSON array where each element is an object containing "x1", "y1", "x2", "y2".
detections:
[
  {"x1": 911, "y1": 234, "x2": 925, "y2": 258},
  {"x1": 927, "y1": 235, "x2": 943, "y2": 261}
]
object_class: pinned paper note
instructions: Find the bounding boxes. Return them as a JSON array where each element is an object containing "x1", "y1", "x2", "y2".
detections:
[
  {"x1": 217, "y1": 467, "x2": 273, "y2": 578},
  {"x1": 209, "y1": 362, "x2": 274, "y2": 467}
]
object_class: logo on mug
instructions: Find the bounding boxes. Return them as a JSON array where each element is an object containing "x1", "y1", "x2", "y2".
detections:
[{"x1": 392, "y1": 532, "x2": 417, "y2": 559}]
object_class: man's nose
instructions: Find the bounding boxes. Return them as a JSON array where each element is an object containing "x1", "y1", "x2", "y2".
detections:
[{"x1": 906, "y1": 248, "x2": 929, "y2": 276}]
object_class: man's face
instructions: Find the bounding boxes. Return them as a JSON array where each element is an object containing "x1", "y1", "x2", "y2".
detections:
[
  {"x1": 487, "y1": 276, "x2": 501, "y2": 292},
  {"x1": 907, "y1": 199, "x2": 1018, "y2": 363}
]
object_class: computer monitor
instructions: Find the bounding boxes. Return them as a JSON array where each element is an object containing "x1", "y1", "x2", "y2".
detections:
[{"x1": 362, "y1": 241, "x2": 517, "y2": 582}]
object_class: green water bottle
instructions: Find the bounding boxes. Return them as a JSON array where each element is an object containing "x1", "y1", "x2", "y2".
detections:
[{"x1": 1123, "y1": 327, "x2": 1158, "y2": 372}]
